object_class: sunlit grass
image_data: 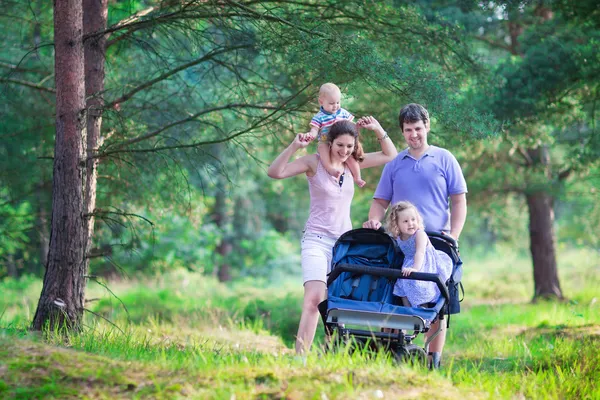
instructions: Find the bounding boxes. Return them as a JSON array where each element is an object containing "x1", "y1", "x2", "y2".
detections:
[{"x1": 1, "y1": 247, "x2": 599, "y2": 398}]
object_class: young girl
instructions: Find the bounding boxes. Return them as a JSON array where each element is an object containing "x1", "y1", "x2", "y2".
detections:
[{"x1": 385, "y1": 201, "x2": 453, "y2": 308}]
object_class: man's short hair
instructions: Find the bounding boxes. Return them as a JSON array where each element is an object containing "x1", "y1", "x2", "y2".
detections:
[{"x1": 399, "y1": 103, "x2": 429, "y2": 129}]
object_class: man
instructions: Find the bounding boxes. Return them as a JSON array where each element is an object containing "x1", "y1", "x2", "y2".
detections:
[{"x1": 363, "y1": 103, "x2": 467, "y2": 368}]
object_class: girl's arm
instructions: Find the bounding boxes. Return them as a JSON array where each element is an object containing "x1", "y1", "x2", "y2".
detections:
[
  {"x1": 355, "y1": 116, "x2": 398, "y2": 169},
  {"x1": 267, "y1": 134, "x2": 315, "y2": 179},
  {"x1": 402, "y1": 230, "x2": 428, "y2": 276}
]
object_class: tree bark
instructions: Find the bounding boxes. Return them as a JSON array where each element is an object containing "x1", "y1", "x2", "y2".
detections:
[
  {"x1": 524, "y1": 146, "x2": 563, "y2": 300},
  {"x1": 6, "y1": 254, "x2": 18, "y2": 278},
  {"x1": 32, "y1": 0, "x2": 87, "y2": 331},
  {"x1": 82, "y1": 0, "x2": 108, "y2": 280},
  {"x1": 526, "y1": 191, "x2": 563, "y2": 300},
  {"x1": 214, "y1": 185, "x2": 232, "y2": 282},
  {"x1": 213, "y1": 146, "x2": 233, "y2": 282},
  {"x1": 37, "y1": 180, "x2": 50, "y2": 274}
]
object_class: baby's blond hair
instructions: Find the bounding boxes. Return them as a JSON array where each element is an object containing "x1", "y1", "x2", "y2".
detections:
[
  {"x1": 385, "y1": 201, "x2": 425, "y2": 238},
  {"x1": 319, "y1": 82, "x2": 341, "y2": 98}
]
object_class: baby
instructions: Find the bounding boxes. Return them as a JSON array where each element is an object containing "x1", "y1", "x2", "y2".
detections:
[{"x1": 306, "y1": 83, "x2": 365, "y2": 187}]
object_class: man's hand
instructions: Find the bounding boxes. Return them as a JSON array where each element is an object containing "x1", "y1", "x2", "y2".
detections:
[
  {"x1": 441, "y1": 231, "x2": 460, "y2": 254},
  {"x1": 441, "y1": 231, "x2": 456, "y2": 240},
  {"x1": 362, "y1": 219, "x2": 382, "y2": 230}
]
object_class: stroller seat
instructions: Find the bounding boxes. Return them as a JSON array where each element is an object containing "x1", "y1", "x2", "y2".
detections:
[{"x1": 319, "y1": 228, "x2": 458, "y2": 363}]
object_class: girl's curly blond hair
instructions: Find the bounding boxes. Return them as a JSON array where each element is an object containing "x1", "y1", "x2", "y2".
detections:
[{"x1": 385, "y1": 201, "x2": 425, "y2": 238}]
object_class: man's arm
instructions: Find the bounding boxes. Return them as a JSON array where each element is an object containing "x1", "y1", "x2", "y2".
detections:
[
  {"x1": 363, "y1": 198, "x2": 390, "y2": 229},
  {"x1": 449, "y1": 193, "x2": 467, "y2": 240}
]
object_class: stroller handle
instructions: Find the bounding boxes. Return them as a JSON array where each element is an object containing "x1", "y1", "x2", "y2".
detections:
[
  {"x1": 327, "y1": 263, "x2": 450, "y2": 305},
  {"x1": 425, "y1": 231, "x2": 458, "y2": 248},
  {"x1": 361, "y1": 228, "x2": 458, "y2": 248}
]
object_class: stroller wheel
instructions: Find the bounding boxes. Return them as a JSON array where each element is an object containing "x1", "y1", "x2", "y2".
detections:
[
  {"x1": 395, "y1": 344, "x2": 427, "y2": 366},
  {"x1": 325, "y1": 325, "x2": 346, "y2": 353}
]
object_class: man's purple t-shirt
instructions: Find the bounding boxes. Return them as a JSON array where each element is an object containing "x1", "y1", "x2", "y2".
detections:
[{"x1": 373, "y1": 146, "x2": 467, "y2": 233}]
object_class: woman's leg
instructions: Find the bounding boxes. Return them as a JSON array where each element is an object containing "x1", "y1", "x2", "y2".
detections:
[{"x1": 295, "y1": 280, "x2": 327, "y2": 355}]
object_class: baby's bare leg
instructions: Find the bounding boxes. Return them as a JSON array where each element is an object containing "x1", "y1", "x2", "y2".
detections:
[
  {"x1": 346, "y1": 157, "x2": 366, "y2": 187},
  {"x1": 318, "y1": 142, "x2": 342, "y2": 178}
]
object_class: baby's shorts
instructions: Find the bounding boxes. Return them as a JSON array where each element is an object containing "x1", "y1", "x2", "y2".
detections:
[{"x1": 316, "y1": 131, "x2": 329, "y2": 144}]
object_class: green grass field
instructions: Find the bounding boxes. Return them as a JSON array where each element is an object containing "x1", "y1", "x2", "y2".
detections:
[{"x1": 1, "y1": 248, "x2": 599, "y2": 399}]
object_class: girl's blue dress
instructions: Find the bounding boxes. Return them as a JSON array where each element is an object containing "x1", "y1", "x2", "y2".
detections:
[{"x1": 393, "y1": 230, "x2": 453, "y2": 306}]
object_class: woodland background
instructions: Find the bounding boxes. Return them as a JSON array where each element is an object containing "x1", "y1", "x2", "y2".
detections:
[
  {"x1": 1, "y1": 1, "x2": 599, "y2": 399},
  {"x1": 1, "y1": 0, "x2": 599, "y2": 303}
]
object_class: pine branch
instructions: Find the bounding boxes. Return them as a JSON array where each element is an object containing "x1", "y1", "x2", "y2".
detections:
[
  {"x1": 96, "y1": 1, "x2": 323, "y2": 49},
  {"x1": 99, "y1": 103, "x2": 287, "y2": 156},
  {"x1": 95, "y1": 82, "x2": 311, "y2": 158},
  {"x1": 0, "y1": 77, "x2": 55, "y2": 93},
  {"x1": 85, "y1": 274, "x2": 130, "y2": 324},
  {"x1": 223, "y1": 0, "x2": 324, "y2": 36},
  {"x1": 474, "y1": 35, "x2": 515, "y2": 54},
  {"x1": 105, "y1": 45, "x2": 252, "y2": 108},
  {"x1": 83, "y1": 308, "x2": 125, "y2": 334},
  {"x1": 0, "y1": 61, "x2": 47, "y2": 73},
  {"x1": 87, "y1": 209, "x2": 155, "y2": 227}
]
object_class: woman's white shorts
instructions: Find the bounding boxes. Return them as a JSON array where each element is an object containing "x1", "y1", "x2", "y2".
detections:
[{"x1": 301, "y1": 231, "x2": 337, "y2": 284}]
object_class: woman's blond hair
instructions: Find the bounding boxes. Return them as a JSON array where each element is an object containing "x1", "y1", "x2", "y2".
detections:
[{"x1": 385, "y1": 201, "x2": 425, "y2": 237}]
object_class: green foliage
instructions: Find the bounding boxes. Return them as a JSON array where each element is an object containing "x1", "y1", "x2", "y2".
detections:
[
  {"x1": 405, "y1": 1, "x2": 600, "y2": 254},
  {"x1": 3, "y1": 0, "x2": 598, "y2": 285},
  {"x1": 0, "y1": 274, "x2": 41, "y2": 327},
  {"x1": 86, "y1": 271, "x2": 303, "y2": 344},
  {"x1": 0, "y1": 191, "x2": 34, "y2": 278},
  {"x1": 0, "y1": 0, "x2": 55, "y2": 277}
]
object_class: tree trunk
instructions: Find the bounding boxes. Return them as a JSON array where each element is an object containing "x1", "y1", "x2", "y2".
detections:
[
  {"x1": 213, "y1": 146, "x2": 232, "y2": 282},
  {"x1": 37, "y1": 181, "x2": 50, "y2": 273},
  {"x1": 524, "y1": 146, "x2": 563, "y2": 301},
  {"x1": 526, "y1": 191, "x2": 563, "y2": 300},
  {"x1": 32, "y1": 0, "x2": 87, "y2": 331},
  {"x1": 82, "y1": 0, "x2": 108, "y2": 281},
  {"x1": 6, "y1": 254, "x2": 18, "y2": 278},
  {"x1": 214, "y1": 186, "x2": 232, "y2": 282},
  {"x1": 216, "y1": 241, "x2": 233, "y2": 282}
]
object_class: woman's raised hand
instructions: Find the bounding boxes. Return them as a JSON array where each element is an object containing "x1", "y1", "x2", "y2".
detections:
[
  {"x1": 356, "y1": 116, "x2": 383, "y2": 132},
  {"x1": 294, "y1": 133, "x2": 314, "y2": 148}
]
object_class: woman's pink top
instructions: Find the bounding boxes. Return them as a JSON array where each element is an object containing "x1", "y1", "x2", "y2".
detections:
[{"x1": 304, "y1": 158, "x2": 355, "y2": 238}]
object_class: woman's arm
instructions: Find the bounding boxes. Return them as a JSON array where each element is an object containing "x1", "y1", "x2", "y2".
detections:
[
  {"x1": 267, "y1": 134, "x2": 315, "y2": 179},
  {"x1": 402, "y1": 230, "x2": 428, "y2": 276},
  {"x1": 355, "y1": 116, "x2": 398, "y2": 169}
]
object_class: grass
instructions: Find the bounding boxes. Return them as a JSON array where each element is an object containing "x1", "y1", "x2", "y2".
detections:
[
  {"x1": 0, "y1": 247, "x2": 599, "y2": 399},
  {"x1": 0, "y1": 329, "x2": 474, "y2": 399}
]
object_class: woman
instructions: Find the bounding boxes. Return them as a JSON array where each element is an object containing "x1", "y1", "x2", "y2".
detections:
[{"x1": 267, "y1": 116, "x2": 397, "y2": 355}]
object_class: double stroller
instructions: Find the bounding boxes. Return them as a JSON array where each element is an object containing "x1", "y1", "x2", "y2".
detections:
[{"x1": 318, "y1": 228, "x2": 462, "y2": 365}]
